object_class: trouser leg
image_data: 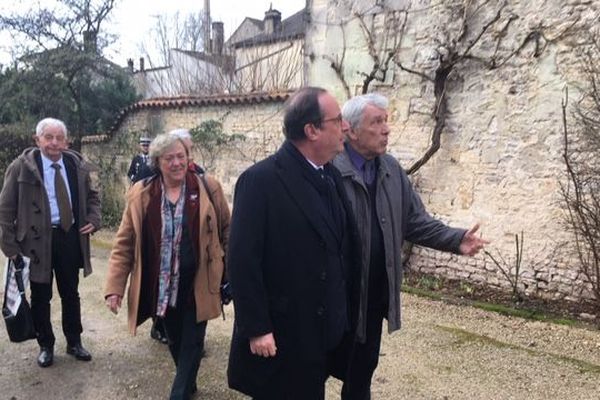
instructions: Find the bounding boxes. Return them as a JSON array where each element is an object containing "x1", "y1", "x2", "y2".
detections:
[
  {"x1": 30, "y1": 279, "x2": 55, "y2": 348},
  {"x1": 253, "y1": 359, "x2": 327, "y2": 400},
  {"x1": 52, "y1": 227, "x2": 83, "y2": 346},
  {"x1": 341, "y1": 306, "x2": 385, "y2": 400},
  {"x1": 164, "y1": 306, "x2": 206, "y2": 400}
]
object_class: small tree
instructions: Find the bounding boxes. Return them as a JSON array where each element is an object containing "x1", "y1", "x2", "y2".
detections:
[
  {"x1": 0, "y1": 123, "x2": 35, "y2": 187},
  {"x1": 190, "y1": 120, "x2": 245, "y2": 171},
  {"x1": 484, "y1": 232, "x2": 526, "y2": 302}
]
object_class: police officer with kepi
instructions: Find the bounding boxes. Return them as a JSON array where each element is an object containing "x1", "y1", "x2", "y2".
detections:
[{"x1": 128, "y1": 136, "x2": 151, "y2": 182}]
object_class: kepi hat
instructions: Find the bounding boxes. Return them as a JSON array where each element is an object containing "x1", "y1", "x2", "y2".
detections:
[{"x1": 139, "y1": 136, "x2": 151, "y2": 145}]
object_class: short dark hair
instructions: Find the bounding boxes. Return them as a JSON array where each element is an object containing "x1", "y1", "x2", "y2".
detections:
[{"x1": 283, "y1": 87, "x2": 327, "y2": 141}]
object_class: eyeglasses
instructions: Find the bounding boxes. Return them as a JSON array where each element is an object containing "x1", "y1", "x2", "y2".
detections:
[
  {"x1": 160, "y1": 154, "x2": 188, "y2": 165},
  {"x1": 319, "y1": 114, "x2": 343, "y2": 127}
]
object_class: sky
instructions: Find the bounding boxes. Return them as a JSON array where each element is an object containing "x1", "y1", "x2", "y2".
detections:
[{"x1": 0, "y1": 0, "x2": 306, "y2": 66}]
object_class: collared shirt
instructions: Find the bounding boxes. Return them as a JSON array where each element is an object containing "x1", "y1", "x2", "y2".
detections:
[
  {"x1": 304, "y1": 157, "x2": 323, "y2": 171},
  {"x1": 40, "y1": 153, "x2": 73, "y2": 226},
  {"x1": 345, "y1": 143, "x2": 377, "y2": 185}
]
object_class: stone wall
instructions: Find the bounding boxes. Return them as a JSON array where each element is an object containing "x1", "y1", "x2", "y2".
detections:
[
  {"x1": 82, "y1": 0, "x2": 600, "y2": 305},
  {"x1": 82, "y1": 96, "x2": 289, "y2": 207},
  {"x1": 306, "y1": 0, "x2": 599, "y2": 302}
]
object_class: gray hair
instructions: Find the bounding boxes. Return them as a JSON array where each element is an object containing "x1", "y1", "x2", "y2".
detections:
[
  {"x1": 168, "y1": 128, "x2": 192, "y2": 140},
  {"x1": 342, "y1": 94, "x2": 389, "y2": 131},
  {"x1": 36, "y1": 118, "x2": 67, "y2": 137},
  {"x1": 148, "y1": 133, "x2": 189, "y2": 167}
]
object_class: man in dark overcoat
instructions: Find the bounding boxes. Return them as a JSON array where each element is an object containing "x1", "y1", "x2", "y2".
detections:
[
  {"x1": 0, "y1": 118, "x2": 101, "y2": 367},
  {"x1": 227, "y1": 87, "x2": 359, "y2": 399}
]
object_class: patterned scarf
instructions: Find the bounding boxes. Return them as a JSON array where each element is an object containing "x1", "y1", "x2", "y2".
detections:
[{"x1": 156, "y1": 180, "x2": 186, "y2": 317}]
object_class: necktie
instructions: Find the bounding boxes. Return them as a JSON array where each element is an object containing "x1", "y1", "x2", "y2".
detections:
[
  {"x1": 51, "y1": 163, "x2": 73, "y2": 232},
  {"x1": 317, "y1": 168, "x2": 343, "y2": 233},
  {"x1": 363, "y1": 160, "x2": 376, "y2": 185}
]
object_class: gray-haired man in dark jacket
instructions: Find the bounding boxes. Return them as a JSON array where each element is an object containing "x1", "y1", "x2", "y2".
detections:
[{"x1": 333, "y1": 94, "x2": 488, "y2": 399}]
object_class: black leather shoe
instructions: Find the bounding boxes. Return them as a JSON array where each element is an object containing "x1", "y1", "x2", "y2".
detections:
[
  {"x1": 37, "y1": 347, "x2": 54, "y2": 368},
  {"x1": 66, "y1": 343, "x2": 92, "y2": 361},
  {"x1": 150, "y1": 323, "x2": 168, "y2": 344}
]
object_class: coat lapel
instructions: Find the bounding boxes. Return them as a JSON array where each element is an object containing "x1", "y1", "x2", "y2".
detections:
[{"x1": 274, "y1": 142, "x2": 340, "y2": 248}]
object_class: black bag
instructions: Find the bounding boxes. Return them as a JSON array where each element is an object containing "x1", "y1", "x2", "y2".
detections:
[{"x1": 2, "y1": 258, "x2": 36, "y2": 343}]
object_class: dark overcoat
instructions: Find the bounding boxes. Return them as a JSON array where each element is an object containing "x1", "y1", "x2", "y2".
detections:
[{"x1": 227, "y1": 141, "x2": 359, "y2": 397}]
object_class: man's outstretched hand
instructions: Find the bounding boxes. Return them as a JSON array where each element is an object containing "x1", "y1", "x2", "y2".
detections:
[{"x1": 459, "y1": 223, "x2": 489, "y2": 256}]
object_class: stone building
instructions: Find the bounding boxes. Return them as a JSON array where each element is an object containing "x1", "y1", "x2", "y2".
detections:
[
  {"x1": 130, "y1": 5, "x2": 307, "y2": 98},
  {"x1": 83, "y1": 92, "x2": 291, "y2": 203},
  {"x1": 305, "y1": 0, "x2": 600, "y2": 303},
  {"x1": 85, "y1": 0, "x2": 600, "y2": 308},
  {"x1": 128, "y1": 23, "x2": 233, "y2": 99},
  {"x1": 228, "y1": 6, "x2": 307, "y2": 92}
]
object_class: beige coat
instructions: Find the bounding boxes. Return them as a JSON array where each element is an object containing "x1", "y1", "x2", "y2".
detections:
[{"x1": 104, "y1": 173, "x2": 230, "y2": 335}]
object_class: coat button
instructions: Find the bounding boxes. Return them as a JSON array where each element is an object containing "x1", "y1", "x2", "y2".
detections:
[
  {"x1": 316, "y1": 306, "x2": 325, "y2": 316},
  {"x1": 320, "y1": 271, "x2": 326, "y2": 281},
  {"x1": 381, "y1": 217, "x2": 386, "y2": 224}
]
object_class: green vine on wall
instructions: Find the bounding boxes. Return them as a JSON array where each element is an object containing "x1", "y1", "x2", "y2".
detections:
[
  {"x1": 190, "y1": 120, "x2": 245, "y2": 171},
  {"x1": 87, "y1": 133, "x2": 134, "y2": 228}
]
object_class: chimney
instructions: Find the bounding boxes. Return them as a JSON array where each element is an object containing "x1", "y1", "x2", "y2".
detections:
[
  {"x1": 139, "y1": 57, "x2": 145, "y2": 72},
  {"x1": 204, "y1": 0, "x2": 211, "y2": 53},
  {"x1": 212, "y1": 22, "x2": 224, "y2": 55},
  {"x1": 264, "y1": 5, "x2": 282, "y2": 35},
  {"x1": 127, "y1": 58, "x2": 134, "y2": 73},
  {"x1": 83, "y1": 30, "x2": 97, "y2": 54}
]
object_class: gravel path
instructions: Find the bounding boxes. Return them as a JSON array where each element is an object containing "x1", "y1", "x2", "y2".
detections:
[{"x1": 1, "y1": 242, "x2": 599, "y2": 399}]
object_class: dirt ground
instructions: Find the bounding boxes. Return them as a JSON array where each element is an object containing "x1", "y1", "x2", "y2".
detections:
[{"x1": 1, "y1": 237, "x2": 600, "y2": 400}]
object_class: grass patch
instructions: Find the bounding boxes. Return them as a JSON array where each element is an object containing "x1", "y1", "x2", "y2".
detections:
[
  {"x1": 402, "y1": 283, "x2": 581, "y2": 327},
  {"x1": 470, "y1": 300, "x2": 578, "y2": 327},
  {"x1": 402, "y1": 285, "x2": 444, "y2": 301},
  {"x1": 91, "y1": 237, "x2": 113, "y2": 250},
  {"x1": 437, "y1": 325, "x2": 515, "y2": 350},
  {"x1": 437, "y1": 325, "x2": 600, "y2": 374}
]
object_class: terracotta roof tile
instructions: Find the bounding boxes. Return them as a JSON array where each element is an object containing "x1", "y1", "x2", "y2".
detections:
[
  {"x1": 106, "y1": 91, "x2": 292, "y2": 135},
  {"x1": 81, "y1": 134, "x2": 109, "y2": 144}
]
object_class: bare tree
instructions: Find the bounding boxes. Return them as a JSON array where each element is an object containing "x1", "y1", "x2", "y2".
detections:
[
  {"x1": 140, "y1": 11, "x2": 205, "y2": 70},
  {"x1": 321, "y1": 21, "x2": 352, "y2": 99},
  {"x1": 134, "y1": 11, "x2": 224, "y2": 97},
  {"x1": 321, "y1": 0, "x2": 581, "y2": 174},
  {"x1": 0, "y1": 0, "x2": 119, "y2": 149},
  {"x1": 231, "y1": 40, "x2": 304, "y2": 93},
  {"x1": 0, "y1": 0, "x2": 115, "y2": 55},
  {"x1": 135, "y1": 9, "x2": 304, "y2": 98},
  {"x1": 561, "y1": 28, "x2": 600, "y2": 308}
]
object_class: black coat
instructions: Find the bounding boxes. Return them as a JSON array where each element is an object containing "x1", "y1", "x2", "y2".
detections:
[
  {"x1": 227, "y1": 141, "x2": 360, "y2": 396},
  {"x1": 127, "y1": 154, "x2": 149, "y2": 181}
]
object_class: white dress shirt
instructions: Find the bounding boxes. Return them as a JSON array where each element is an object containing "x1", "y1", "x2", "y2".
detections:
[{"x1": 40, "y1": 153, "x2": 74, "y2": 226}]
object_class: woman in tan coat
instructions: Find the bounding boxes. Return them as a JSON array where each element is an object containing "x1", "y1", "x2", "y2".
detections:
[{"x1": 104, "y1": 133, "x2": 230, "y2": 400}]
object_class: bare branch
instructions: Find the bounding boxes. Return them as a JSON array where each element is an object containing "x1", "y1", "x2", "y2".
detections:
[
  {"x1": 459, "y1": 4, "x2": 503, "y2": 59},
  {"x1": 394, "y1": 60, "x2": 434, "y2": 82},
  {"x1": 322, "y1": 21, "x2": 351, "y2": 99}
]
